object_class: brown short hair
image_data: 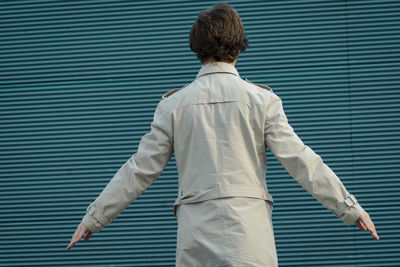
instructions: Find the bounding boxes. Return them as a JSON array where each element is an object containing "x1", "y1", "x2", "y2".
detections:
[{"x1": 190, "y1": 3, "x2": 248, "y2": 63}]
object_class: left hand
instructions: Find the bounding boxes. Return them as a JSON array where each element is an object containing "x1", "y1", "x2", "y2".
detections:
[{"x1": 66, "y1": 223, "x2": 92, "y2": 249}]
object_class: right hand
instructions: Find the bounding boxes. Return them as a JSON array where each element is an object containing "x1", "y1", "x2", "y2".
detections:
[{"x1": 355, "y1": 211, "x2": 379, "y2": 240}]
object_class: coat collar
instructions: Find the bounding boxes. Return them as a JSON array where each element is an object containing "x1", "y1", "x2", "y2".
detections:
[{"x1": 196, "y1": 61, "x2": 240, "y2": 79}]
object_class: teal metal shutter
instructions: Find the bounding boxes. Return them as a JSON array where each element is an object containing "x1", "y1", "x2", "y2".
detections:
[{"x1": 1, "y1": 1, "x2": 399, "y2": 266}]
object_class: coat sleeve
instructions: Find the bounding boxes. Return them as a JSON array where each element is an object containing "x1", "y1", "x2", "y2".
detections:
[
  {"x1": 265, "y1": 93, "x2": 364, "y2": 226},
  {"x1": 81, "y1": 101, "x2": 173, "y2": 232}
]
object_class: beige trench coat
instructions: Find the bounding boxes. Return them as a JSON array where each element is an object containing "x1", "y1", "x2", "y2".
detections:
[{"x1": 82, "y1": 62, "x2": 364, "y2": 266}]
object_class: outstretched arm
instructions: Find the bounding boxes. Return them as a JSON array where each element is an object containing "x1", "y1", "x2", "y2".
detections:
[
  {"x1": 66, "y1": 101, "x2": 173, "y2": 249},
  {"x1": 265, "y1": 93, "x2": 379, "y2": 239}
]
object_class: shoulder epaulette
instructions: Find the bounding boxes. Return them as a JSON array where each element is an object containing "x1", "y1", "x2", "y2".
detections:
[
  {"x1": 245, "y1": 79, "x2": 273, "y2": 93},
  {"x1": 162, "y1": 88, "x2": 180, "y2": 99},
  {"x1": 162, "y1": 83, "x2": 189, "y2": 99}
]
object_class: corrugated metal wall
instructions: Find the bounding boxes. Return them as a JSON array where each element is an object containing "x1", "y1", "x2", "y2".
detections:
[{"x1": 1, "y1": 1, "x2": 399, "y2": 266}]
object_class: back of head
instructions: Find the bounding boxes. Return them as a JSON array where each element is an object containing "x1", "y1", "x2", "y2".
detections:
[{"x1": 190, "y1": 3, "x2": 248, "y2": 64}]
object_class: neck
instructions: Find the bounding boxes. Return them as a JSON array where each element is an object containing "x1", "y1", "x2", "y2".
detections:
[{"x1": 203, "y1": 59, "x2": 237, "y2": 67}]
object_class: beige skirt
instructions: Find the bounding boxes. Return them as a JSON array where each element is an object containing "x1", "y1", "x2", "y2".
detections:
[{"x1": 176, "y1": 197, "x2": 278, "y2": 267}]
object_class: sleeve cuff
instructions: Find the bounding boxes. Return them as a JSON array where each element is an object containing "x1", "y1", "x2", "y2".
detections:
[
  {"x1": 333, "y1": 195, "x2": 364, "y2": 226},
  {"x1": 81, "y1": 203, "x2": 109, "y2": 232},
  {"x1": 82, "y1": 213, "x2": 104, "y2": 232}
]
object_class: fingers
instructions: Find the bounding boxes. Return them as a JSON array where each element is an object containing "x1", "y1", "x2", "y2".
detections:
[
  {"x1": 66, "y1": 225, "x2": 83, "y2": 249},
  {"x1": 84, "y1": 231, "x2": 93, "y2": 241},
  {"x1": 357, "y1": 211, "x2": 380, "y2": 240},
  {"x1": 368, "y1": 225, "x2": 379, "y2": 240},
  {"x1": 66, "y1": 223, "x2": 90, "y2": 250},
  {"x1": 356, "y1": 219, "x2": 367, "y2": 231},
  {"x1": 364, "y1": 215, "x2": 379, "y2": 240}
]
